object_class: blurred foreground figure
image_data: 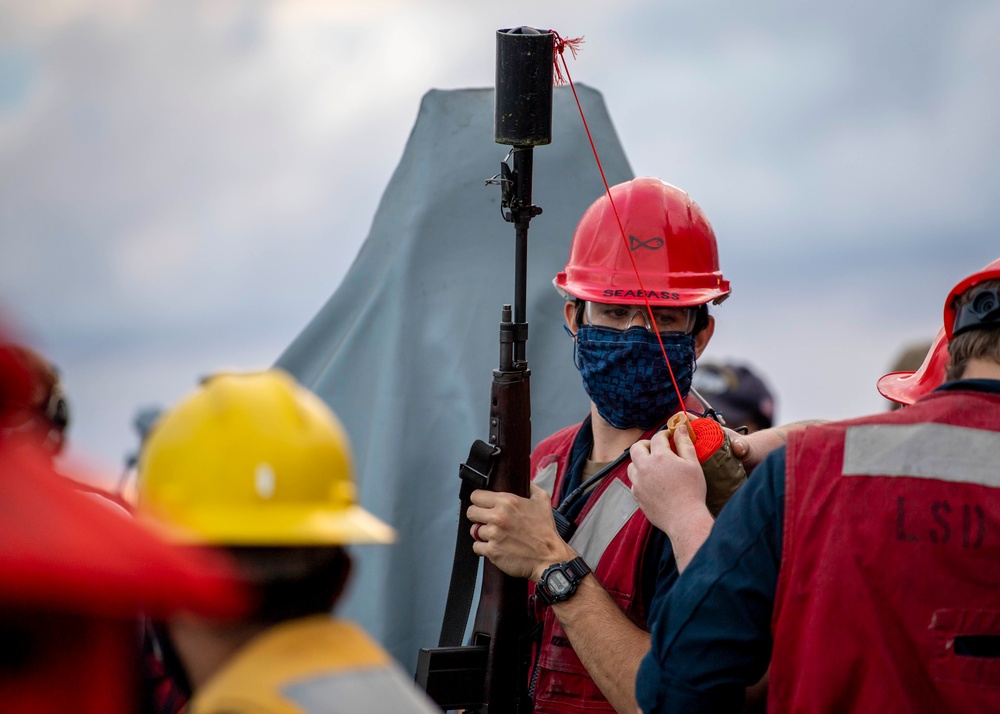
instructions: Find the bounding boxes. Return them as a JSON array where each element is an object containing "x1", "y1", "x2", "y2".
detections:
[
  {"x1": 137, "y1": 370, "x2": 440, "y2": 714},
  {"x1": 0, "y1": 342, "x2": 133, "y2": 508},
  {"x1": 636, "y1": 257, "x2": 1000, "y2": 713},
  {"x1": 691, "y1": 360, "x2": 775, "y2": 432},
  {"x1": 0, "y1": 342, "x2": 246, "y2": 714}
]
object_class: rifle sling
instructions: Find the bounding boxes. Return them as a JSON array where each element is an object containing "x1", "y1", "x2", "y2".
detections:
[{"x1": 438, "y1": 439, "x2": 500, "y2": 647}]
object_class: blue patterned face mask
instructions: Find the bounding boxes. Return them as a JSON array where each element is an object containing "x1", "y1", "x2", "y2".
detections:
[{"x1": 571, "y1": 324, "x2": 696, "y2": 430}]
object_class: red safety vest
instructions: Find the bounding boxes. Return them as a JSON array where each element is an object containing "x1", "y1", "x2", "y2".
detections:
[
  {"x1": 528, "y1": 421, "x2": 659, "y2": 714},
  {"x1": 771, "y1": 388, "x2": 1000, "y2": 712}
]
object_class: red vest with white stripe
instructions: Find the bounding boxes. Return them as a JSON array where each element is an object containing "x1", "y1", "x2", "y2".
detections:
[
  {"x1": 528, "y1": 421, "x2": 659, "y2": 713},
  {"x1": 770, "y1": 387, "x2": 1000, "y2": 713}
]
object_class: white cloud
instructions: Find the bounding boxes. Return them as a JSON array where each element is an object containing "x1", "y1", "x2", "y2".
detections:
[{"x1": 113, "y1": 219, "x2": 200, "y2": 298}]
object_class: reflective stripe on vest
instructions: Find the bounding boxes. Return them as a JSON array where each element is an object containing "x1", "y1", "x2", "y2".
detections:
[
  {"x1": 568, "y1": 479, "x2": 638, "y2": 567},
  {"x1": 843, "y1": 423, "x2": 1000, "y2": 487},
  {"x1": 282, "y1": 665, "x2": 440, "y2": 713},
  {"x1": 535, "y1": 462, "x2": 559, "y2": 498}
]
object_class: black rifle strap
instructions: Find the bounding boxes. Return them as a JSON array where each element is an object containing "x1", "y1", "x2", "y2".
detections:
[{"x1": 438, "y1": 439, "x2": 500, "y2": 647}]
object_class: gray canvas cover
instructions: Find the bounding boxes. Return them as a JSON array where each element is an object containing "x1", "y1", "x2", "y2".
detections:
[{"x1": 277, "y1": 85, "x2": 632, "y2": 672}]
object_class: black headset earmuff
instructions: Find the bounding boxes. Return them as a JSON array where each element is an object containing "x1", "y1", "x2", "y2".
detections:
[{"x1": 41, "y1": 378, "x2": 69, "y2": 453}]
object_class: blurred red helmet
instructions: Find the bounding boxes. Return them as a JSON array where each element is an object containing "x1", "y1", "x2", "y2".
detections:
[
  {"x1": 943, "y1": 257, "x2": 1000, "y2": 339},
  {"x1": 877, "y1": 328, "x2": 950, "y2": 406},
  {"x1": 554, "y1": 177, "x2": 730, "y2": 307}
]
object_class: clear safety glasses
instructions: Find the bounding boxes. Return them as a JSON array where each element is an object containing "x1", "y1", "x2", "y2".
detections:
[{"x1": 584, "y1": 302, "x2": 696, "y2": 333}]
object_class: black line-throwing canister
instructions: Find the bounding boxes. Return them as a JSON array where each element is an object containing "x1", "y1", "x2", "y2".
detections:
[{"x1": 494, "y1": 27, "x2": 554, "y2": 147}]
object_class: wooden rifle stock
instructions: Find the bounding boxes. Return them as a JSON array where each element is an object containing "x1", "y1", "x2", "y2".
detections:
[
  {"x1": 470, "y1": 307, "x2": 532, "y2": 713},
  {"x1": 417, "y1": 251, "x2": 536, "y2": 714}
]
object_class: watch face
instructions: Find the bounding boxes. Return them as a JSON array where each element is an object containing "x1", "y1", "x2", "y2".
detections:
[{"x1": 546, "y1": 569, "x2": 571, "y2": 596}]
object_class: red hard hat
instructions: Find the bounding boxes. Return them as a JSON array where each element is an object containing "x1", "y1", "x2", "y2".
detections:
[
  {"x1": 877, "y1": 327, "x2": 950, "y2": 406},
  {"x1": 0, "y1": 444, "x2": 248, "y2": 620},
  {"x1": 944, "y1": 257, "x2": 1000, "y2": 339},
  {"x1": 554, "y1": 177, "x2": 731, "y2": 307}
]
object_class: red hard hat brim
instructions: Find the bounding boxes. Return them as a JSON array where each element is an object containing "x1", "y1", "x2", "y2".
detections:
[
  {"x1": 555, "y1": 272, "x2": 731, "y2": 307},
  {"x1": 0, "y1": 444, "x2": 249, "y2": 619},
  {"x1": 877, "y1": 328, "x2": 950, "y2": 406}
]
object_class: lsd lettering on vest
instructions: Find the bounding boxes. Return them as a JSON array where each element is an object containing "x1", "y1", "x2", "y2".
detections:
[{"x1": 844, "y1": 422, "x2": 999, "y2": 550}]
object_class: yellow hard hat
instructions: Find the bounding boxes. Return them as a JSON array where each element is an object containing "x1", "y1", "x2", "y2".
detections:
[{"x1": 137, "y1": 369, "x2": 394, "y2": 546}]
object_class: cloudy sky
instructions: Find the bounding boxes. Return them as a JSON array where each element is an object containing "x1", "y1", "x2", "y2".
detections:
[{"x1": 1, "y1": 0, "x2": 997, "y2": 477}]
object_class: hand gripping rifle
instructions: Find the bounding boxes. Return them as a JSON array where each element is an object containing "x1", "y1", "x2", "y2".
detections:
[{"x1": 416, "y1": 27, "x2": 553, "y2": 713}]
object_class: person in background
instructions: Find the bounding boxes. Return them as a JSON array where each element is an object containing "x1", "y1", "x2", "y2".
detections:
[
  {"x1": 136, "y1": 369, "x2": 441, "y2": 714},
  {"x1": 690, "y1": 360, "x2": 775, "y2": 433},
  {"x1": 120, "y1": 406, "x2": 163, "y2": 506},
  {"x1": 632, "y1": 256, "x2": 1000, "y2": 713}
]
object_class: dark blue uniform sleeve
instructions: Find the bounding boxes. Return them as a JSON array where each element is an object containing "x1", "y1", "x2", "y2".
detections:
[{"x1": 636, "y1": 446, "x2": 787, "y2": 714}]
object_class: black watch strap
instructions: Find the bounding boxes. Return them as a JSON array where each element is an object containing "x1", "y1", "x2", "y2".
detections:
[
  {"x1": 537, "y1": 556, "x2": 591, "y2": 606},
  {"x1": 563, "y1": 556, "x2": 591, "y2": 581}
]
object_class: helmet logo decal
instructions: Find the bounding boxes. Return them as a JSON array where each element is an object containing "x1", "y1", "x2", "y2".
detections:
[
  {"x1": 255, "y1": 463, "x2": 276, "y2": 499},
  {"x1": 603, "y1": 288, "x2": 680, "y2": 301},
  {"x1": 629, "y1": 235, "x2": 664, "y2": 252}
]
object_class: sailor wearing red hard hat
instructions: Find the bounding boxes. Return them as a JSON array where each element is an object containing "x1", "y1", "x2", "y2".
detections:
[
  {"x1": 635, "y1": 257, "x2": 1000, "y2": 713},
  {"x1": 466, "y1": 177, "x2": 737, "y2": 714},
  {"x1": 879, "y1": 257, "x2": 1000, "y2": 407},
  {"x1": 0, "y1": 340, "x2": 246, "y2": 714}
]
